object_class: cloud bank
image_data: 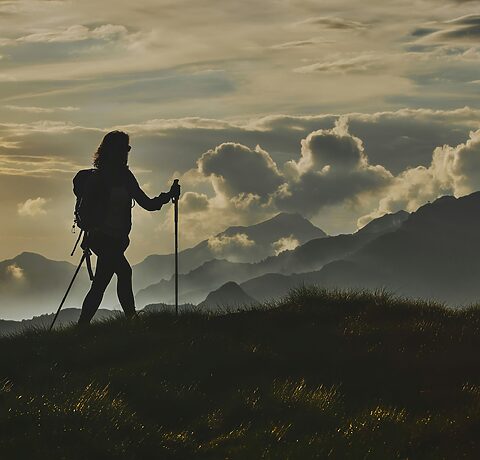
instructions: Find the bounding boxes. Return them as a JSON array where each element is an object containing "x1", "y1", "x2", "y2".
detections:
[{"x1": 0, "y1": 107, "x2": 479, "y2": 262}]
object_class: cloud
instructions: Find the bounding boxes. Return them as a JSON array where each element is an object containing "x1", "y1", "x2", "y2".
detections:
[
  {"x1": 4, "y1": 105, "x2": 79, "y2": 113},
  {"x1": 179, "y1": 191, "x2": 209, "y2": 213},
  {"x1": 296, "y1": 16, "x2": 368, "y2": 30},
  {"x1": 272, "y1": 235, "x2": 300, "y2": 255},
  {"x1": 5, "y1": 264, "x2": 24, "y2": 280},
  {"x1": 208, "y1": 233, "x2": 255, "y2": 252},
  {"x1": 414, "y1": 14, "x2": 480, "y2": 44},
  {"x1": 274, "y1": 118, "x2": 393, "y2": 216},
  {"x1": 358, "y1": 128, "x2": 480, "y2": 226},
  {"x1": 17, "y1": 197, "x2": 49, "y2": 216},
  {"x1": 164, "y1": 108, "x2": 480, "y2": 245},
  {"x1": 270, "y1": 39, "x2": 331, "y2": 50},
  {"x1": 294, "y1": 54, "x2": 385, "y2": 74},
  {"x1": 0, "y1": 120, "x2": 99, "y2": 135},
  {"x1": 115, "y1": 117, "x2": 240, "y2": 135},
  {"x1": 0, "y1": 0, "x2": 64, "y2": 15},
  {"x1": 1, "y1": 107, "x2": 480, "y2": 262},
  {"x1": 12, "y1": 24, "x2": 128, "y2": 44},
  {"x1": 197, "y1": 142, "x2": 284, "y2": 202},
  {"x1": 0, "y1": 154, "x2": 84, "y2": 177},
  {"x1": 206, "y1": 233, "x2": 257, "y2": 262}
]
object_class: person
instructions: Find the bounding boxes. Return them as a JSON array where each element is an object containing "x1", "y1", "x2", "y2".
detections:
[{"x1": 78, "y1": 130, "x2": 180, "y2": 325}]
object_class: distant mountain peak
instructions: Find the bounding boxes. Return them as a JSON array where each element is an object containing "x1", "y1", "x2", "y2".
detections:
[
  {"x1": 15, "y1": 252, "x2": 47, "y2": 261},
  {"x1": 221, "y1": 212, "x2": 327, "y2": 238},
  {"x1": 198, "y1": 281, "x2": 257, "y2": 309}
]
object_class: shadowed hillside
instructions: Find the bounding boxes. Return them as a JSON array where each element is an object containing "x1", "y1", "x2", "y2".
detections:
[
  {"x1": 2, "y1": 287, "x2": 480, "y2": 459},
  {"x1": 312, "y1": 192, "x2": 480, "y2": 304}
]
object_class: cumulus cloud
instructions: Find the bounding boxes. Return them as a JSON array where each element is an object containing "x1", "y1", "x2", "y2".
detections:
[
  {"x1": 275, "y1": 118, "x2": 393, "y2": 216},
  {"x1": 178, "y1": 118, "x2": 397, "y2": 242},
  {"x1": 272, "y1": 235, "x2": 300, "y2": 255},
  {"x1": 197, "y1": 142, "x2": 284, "y2": 202},
  {"x1": 358, "y1": 129, "x2": 480, "y2": 226},
  {"x1": 177, "y1": 112, "x2": 480, "y2": 242},
  {"x1": 17, "y1": 197, "x2": 49, "y2": 216},
  {"x1": 180, "y1": 191, "x2": 209, "y2": 213}
]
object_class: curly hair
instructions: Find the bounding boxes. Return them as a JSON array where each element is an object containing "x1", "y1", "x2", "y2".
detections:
[{"x1": 93, "y1": 130, "x2": 130, "y2": 169}]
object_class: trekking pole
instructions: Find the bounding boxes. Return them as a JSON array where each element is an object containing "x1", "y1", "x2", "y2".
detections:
[
  {"x1": 70, "y1": 228, "x2": 84, "y2": 256},
  {"x1": 173, "y1": 179, "x2": 179, "y2": 315},
  {"x1": 50, "y1": 250, "x2": 87, "y2": 331}
]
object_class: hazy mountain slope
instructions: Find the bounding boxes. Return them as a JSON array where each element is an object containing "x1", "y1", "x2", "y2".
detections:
[
  {"x1": 257, "y1": 210, "x2": 409, "y2": 275},
  {"x1": 132, "y1": 212, "x2": 327, "y2": 291},
  {"x1": 135, "y1": 259, "x2": 264, "y2": 306},
  {"x1": 0, "y1": 213, "x2": 325, "y2": 319},
  {"x1": 0, "y1": 251, "x2": 123, "y2": 319},
  {"x1": 220, "y1": 212, "x2": 326, "y2": 251},
  {"x1": 0, "y1": 253, "x2": 91, "y2": 319},
  {"x1": 274, "y1": 192, "x2": 480, "y2": 305},
  {"x1": 135, "y1": 211, "x2": 410, "y2": 307}
]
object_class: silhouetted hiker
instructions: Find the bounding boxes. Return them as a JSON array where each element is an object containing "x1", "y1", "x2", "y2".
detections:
[{"x1": 76, "y1": 130, "x2": 180, "y2": 325}]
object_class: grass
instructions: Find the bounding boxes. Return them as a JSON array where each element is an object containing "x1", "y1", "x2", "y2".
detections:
[{"x1": 1, "y1": 286, "x2": 480, "y2": 459}]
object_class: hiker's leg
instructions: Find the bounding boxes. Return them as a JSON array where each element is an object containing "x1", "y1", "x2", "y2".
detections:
[
  {"x1": 115, "y1": 254, "x2": 135, "y2": 318},
  {"x1": 79, "y1": 254, "x2": 115, "y2": 324}
]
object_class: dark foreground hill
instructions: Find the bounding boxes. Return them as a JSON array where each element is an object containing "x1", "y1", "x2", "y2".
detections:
[{"x1": 2, "y1": 287, "x2": 480, "y2": 459}]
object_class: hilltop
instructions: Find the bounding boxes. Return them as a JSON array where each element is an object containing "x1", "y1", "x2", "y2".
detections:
[{"x1": 2, "y1": 287, "x2": 480, "y2": 459}]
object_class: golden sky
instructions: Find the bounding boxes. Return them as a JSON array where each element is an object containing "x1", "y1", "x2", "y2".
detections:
[{"x1": 0, "y1": 0, "x2": 479, "y2": 263}]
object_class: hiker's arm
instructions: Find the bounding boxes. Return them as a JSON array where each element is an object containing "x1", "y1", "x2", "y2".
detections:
[{"x1": 128, "y1": 170, "x2": 171, "y2": 211}]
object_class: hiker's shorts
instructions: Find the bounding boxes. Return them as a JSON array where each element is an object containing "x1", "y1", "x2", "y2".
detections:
[{"x1": 84, "y1": 230, "x2": 130, "y2": 257}]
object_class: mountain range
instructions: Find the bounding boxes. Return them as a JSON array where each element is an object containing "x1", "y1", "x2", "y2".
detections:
[
  {"x1": 132, "y1": 211, "x2": 326, "y2": 291},
  {"x1": 4, "y1": 191, "x2": 480, "y2": 321},
  {"x1": 0, "y1": 212, "x2": 326, "y2": 319},
  {"x1": 135, "y1": 209, "x2": 409, "y2": 306}
]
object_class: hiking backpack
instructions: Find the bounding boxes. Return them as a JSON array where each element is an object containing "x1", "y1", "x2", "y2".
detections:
[{"x1": 73, "y1": 168, "x2": 104, "y2": 231}]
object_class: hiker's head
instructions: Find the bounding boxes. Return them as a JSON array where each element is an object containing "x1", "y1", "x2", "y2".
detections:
[{"x1": 93, "y1": 130, "x2": 131, "y2": 170}]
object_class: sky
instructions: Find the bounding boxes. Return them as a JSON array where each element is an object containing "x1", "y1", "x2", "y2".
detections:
[{"x1": 0, "y1": 0, "x2": 479, "y2": 264}]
